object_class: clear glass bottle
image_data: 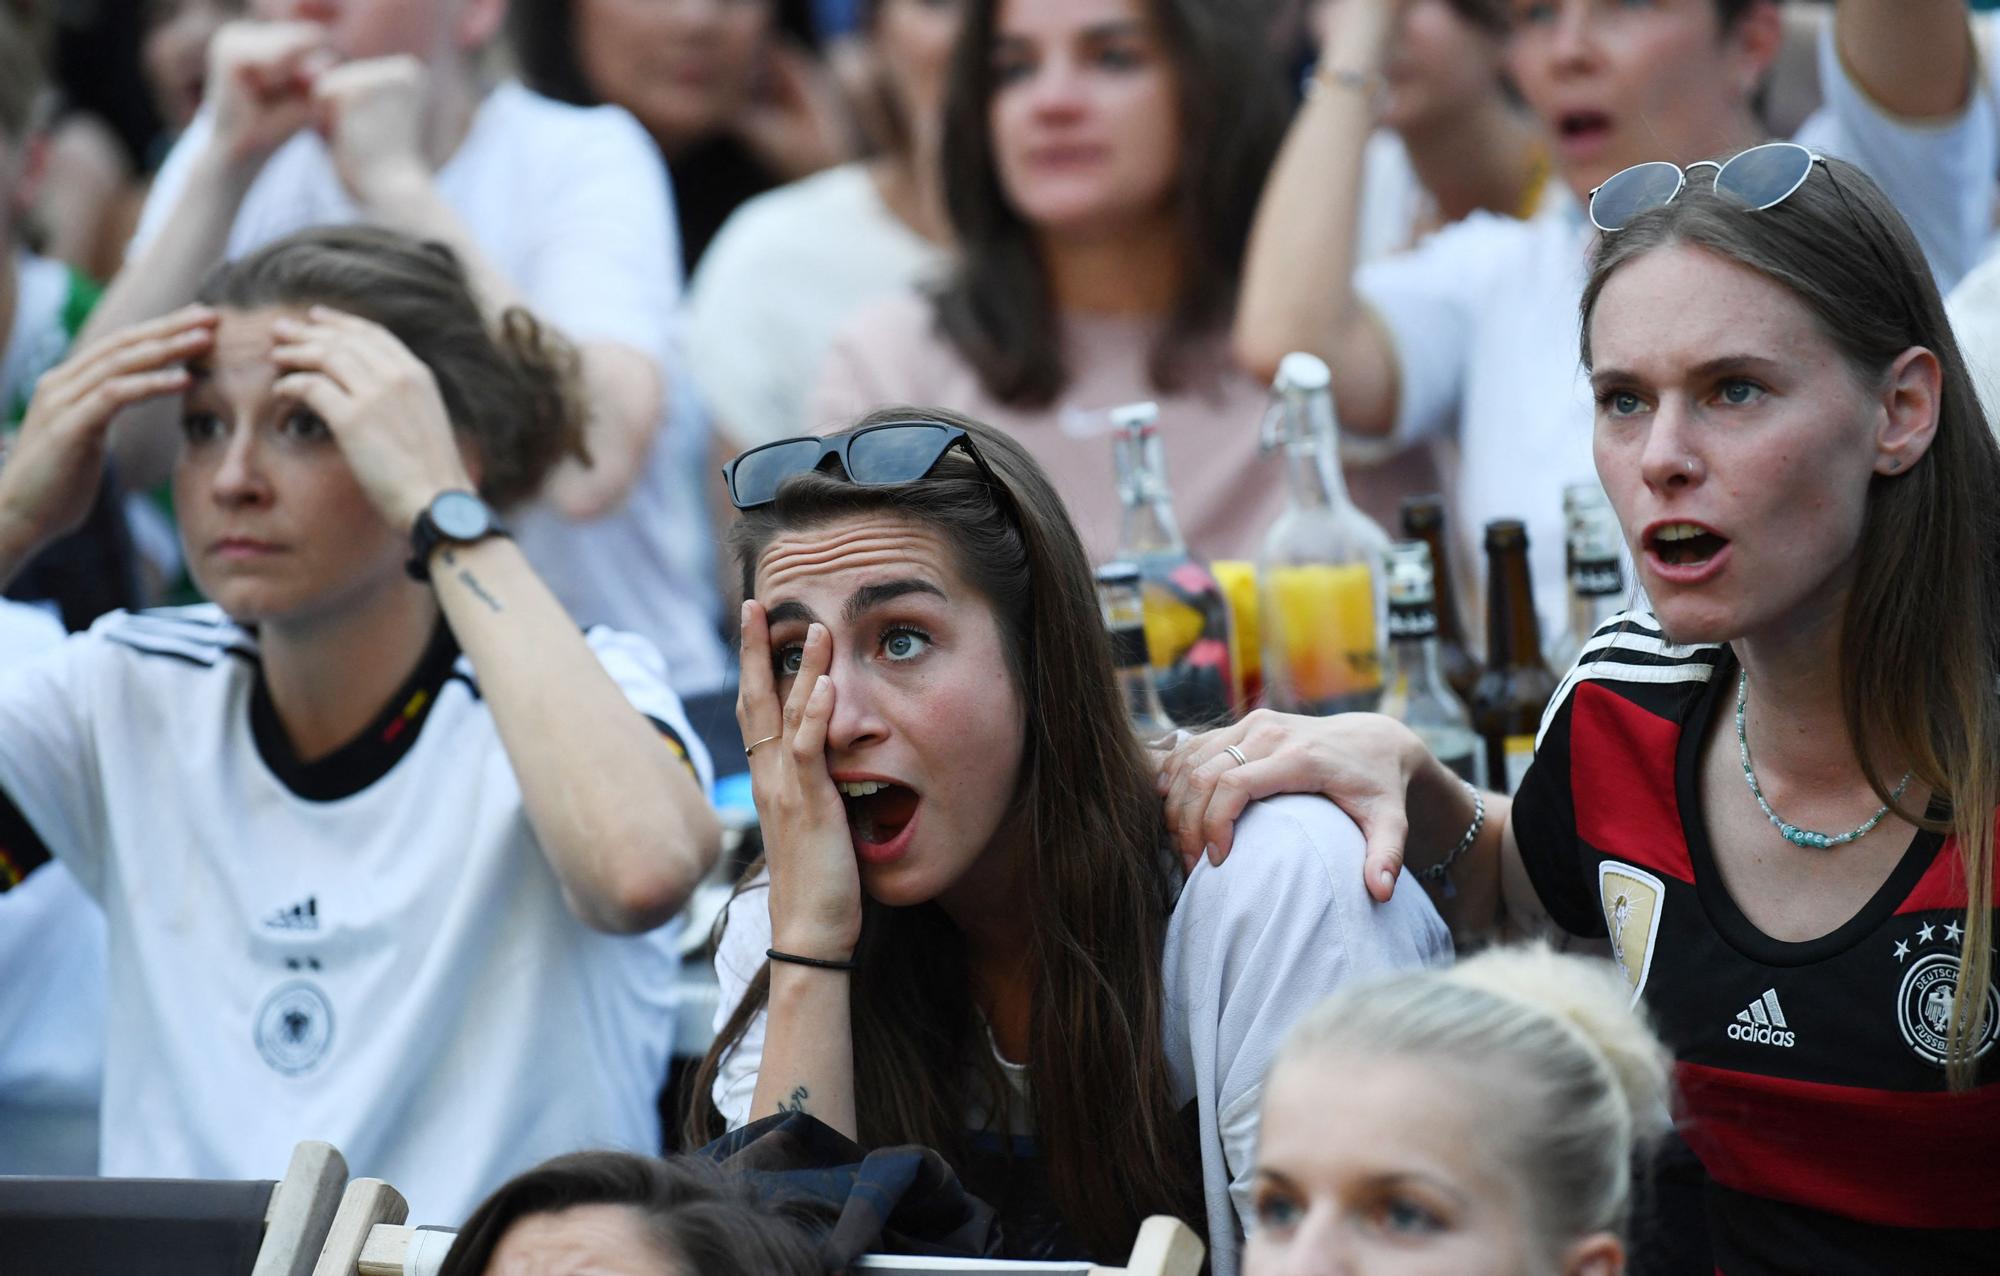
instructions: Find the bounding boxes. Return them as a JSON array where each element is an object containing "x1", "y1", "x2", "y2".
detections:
[
  {"x1": 1548, "y1": 490, "x2": 1627, "y2": 674},
  {"x1": 1376, "y1": 541, "x2": 1480, "y2": 784},
  {"x1": 1255, "y1": 353, "x2": 1390, "y2": 715},
  {"x1": 1470, "y1": 519, "x2": 1559, "y2": 795},
  {"x1": 1109, "y1": 401, "x2": 1235, "y2": 727},
  {"x1": 1096, "y1": 561, "x2": 1176, "y2": 740}
]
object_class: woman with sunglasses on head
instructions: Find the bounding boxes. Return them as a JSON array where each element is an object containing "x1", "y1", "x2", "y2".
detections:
[
  {"x1": 0, "y1": 225, "x2": 720, "y2": 1221},
  {"x1": 1235, "y1": 0, "x2": 1992, "y2": 635},
  {"x1": 809, "y1": 0, "x2": 1290, "y2": 564},
  {"x1": 691, "y1": 413, "x2": 1450, "y2": 1273},
  {"x1": 1163, "y1": 154, "x2": 2000, "y2": 1273}
]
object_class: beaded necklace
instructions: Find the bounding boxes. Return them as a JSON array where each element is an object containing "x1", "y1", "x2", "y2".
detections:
[{"x1": 1736, "y1": 671, "x2": 1910, "y2": 849}]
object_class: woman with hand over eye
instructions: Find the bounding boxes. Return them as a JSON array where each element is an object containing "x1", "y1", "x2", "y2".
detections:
[{"x1": 691, "y1": 411, "x2": 1448, "y2": 1273}]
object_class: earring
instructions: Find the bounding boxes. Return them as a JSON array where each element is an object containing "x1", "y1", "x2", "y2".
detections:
[{"x1": 1888, "y1": 459, "x2": 1902, "y2": 472}]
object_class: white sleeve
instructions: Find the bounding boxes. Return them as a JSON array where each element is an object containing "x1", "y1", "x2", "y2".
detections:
[
  {"x1": 583, "y1": 626, "x2": 715, "y2": 795},
  {"x1": 1163, "y1": 794, "x2": 1453, "y2": 1268},
  {"x1": 126, "y1": 111, "x2": 215, "y2": 257},
  {"x1": 1353, "y1": 214, "x2": 1522, "y2": 449},
  {"x1": 510, "y1": 103, "x2": 680, "y2": 364},
  {"x1": 709, "y1": 875, "x2": 774, "y2": 1129},
  {"x1": 0, "y1": 638, "x2": 110, "y2": 900},
  {"x1": 1793, "y1": 20, "x2": 1997, "y2": 293},
  {"x1": 1946, "y1": 252, "x2": 2000, "y2": 423},
  {"x1": 685, "y1": 199, "x2": 793, "y2": 449}
]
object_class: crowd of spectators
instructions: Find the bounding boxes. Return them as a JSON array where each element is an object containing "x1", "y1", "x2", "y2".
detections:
[{"x1": 1, "y1": 1, "x2": 1996, "y2": 1274}]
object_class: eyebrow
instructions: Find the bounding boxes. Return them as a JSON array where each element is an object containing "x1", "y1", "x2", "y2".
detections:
[
  {"x1": 1590, "y1": 352, "x2": 1784, "y2": 391},
  {"x1": 763, "y1": 579, "x2": 947, "y2": 631},
  {"x1": 995, "y1": 18, "x2": 1147, "y2": 45}
]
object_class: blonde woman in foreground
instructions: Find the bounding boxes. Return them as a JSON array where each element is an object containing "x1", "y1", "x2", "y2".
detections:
[{"x1": 1247, "y1": 946, "x2": 1671, "y2": 1276}]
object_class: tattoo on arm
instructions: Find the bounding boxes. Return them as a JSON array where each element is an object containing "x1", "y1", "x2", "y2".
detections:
[
  {"x1": 440, "y1": 550, "x2": 503, "y2": 614},
  {"x1": 777, "y1": 1085, "x2": 809, "y2": 1115}
]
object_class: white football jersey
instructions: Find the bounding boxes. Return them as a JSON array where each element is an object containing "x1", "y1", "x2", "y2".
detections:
[{"x1": 0, "y1": 605, "x2": 713, "y2": 1223}]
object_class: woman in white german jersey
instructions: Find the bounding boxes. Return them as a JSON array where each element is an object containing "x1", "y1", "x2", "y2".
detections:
[{"x1": 0, "y1": 225, "x2": 720, "y2": 1221}]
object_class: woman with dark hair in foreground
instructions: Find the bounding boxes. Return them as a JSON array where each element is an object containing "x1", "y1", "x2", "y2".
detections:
[{"x1": 693, "y1": 410, "x2": 1447, "y2": 1272}]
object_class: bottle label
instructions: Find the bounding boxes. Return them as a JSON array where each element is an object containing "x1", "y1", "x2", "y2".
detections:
[
  {"x1": 1571, "y1": 559, "x2": 1623, "y2": 598},
  {"x1": 1267, "y1": 563, "x2": 1381, "y2": 700},
  {"x1": 1386, "y1": 601, "x2": 1438, "y2": 640},
  {"x1": 1503, "y1": 734, "x2": 1536, "y2": 795}
]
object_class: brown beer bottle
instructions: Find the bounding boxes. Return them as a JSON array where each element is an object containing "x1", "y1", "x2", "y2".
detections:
[
  {"x1": 1471, "y1": 519, "x2": 1559, "y2": 795},
  {"x1": 1399, "y1": 495, "x2": 1479, "y2": 704}
]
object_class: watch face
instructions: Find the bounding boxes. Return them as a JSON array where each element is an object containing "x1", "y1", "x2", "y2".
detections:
[{"x1": 431, "y1": 491, "x2": 492, "y2": 540}]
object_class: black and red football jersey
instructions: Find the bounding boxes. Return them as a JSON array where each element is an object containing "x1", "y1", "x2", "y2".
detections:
[{"x1": 1512, "y1": 613, "x2": 2000, "y2": 1275}]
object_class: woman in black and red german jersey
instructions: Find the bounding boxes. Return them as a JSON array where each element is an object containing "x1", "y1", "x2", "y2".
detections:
[{"x1": 1157, "y1": 148, "x2": 1999, "y2": 1276}]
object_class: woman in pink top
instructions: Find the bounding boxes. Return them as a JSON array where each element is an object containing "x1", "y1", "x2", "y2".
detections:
[{"x1": 810, "y1": 0, "x2": 1288, "y2": 564}]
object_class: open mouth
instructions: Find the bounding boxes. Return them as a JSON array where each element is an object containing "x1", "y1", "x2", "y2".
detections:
[
  {"x1": 1557, "y1": 110, "x2": 1613, "y2": 147},
  {"x1": 1647, "y1": 522, "x2": 1730, "y2": 567},
  {"x1": 836, "y1": 780, "x2": 920, "y2": 857}
]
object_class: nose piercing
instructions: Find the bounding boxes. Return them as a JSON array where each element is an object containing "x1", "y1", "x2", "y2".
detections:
[{"x1": 1682, "y1": 459, "x2": 1697, "y2": 475}]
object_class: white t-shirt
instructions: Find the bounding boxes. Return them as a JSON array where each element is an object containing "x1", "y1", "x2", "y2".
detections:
[
  {"x1": 134, "y1": 83, "x2": 728, "y2": 694},
  {"x1": 1355, "y1": 25, "x2": 1996, "y2": 636},
  {"x1": 708, "y1": 793, "x2": 1452, "y2": 1275},
  {"x1": 0, "y1": 604, "x2": 714, "y2": 1223},
  {"x1": 1947, "y1": 250, "x2": 2000, "y2": 426},
  {"x1": 0, "y1": 599, "x2": 102, "y2": 1176},
  {"x1": 686, "y1": 163, "x2": 950, "y2": 450}
]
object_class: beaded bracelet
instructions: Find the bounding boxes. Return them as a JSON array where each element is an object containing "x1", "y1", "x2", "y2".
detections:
[
  {"x1": 767, "y1": 948, "x2": 857, "y2": 972},
  {"x1": 1416, "y1": 781, "x2": 1484, "y2": 899},
  {"x1": 1306, "y1": 63, "x2": 1382, "y2": 101}
]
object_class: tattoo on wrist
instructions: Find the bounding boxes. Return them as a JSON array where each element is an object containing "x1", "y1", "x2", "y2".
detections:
[
  {"x1": 777, "y1": 1085, "x2": 809, "y2": 1115},
  {"x1": 441, "y1": 550, "x2": 503, "y2": 613}
]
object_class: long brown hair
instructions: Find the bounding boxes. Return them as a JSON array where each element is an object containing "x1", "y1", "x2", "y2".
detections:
[
  {"x1": 687, "y1": 409, "x2": 1201, "y2": 1257},
  {"x1": 197, "y1": 225, "x2": 586, "y2": 511},
  {"x1": 1580, "y1": 160, "x2": 1999, "y2": 1088},
  {"x1": 932, "y1": 0, "x2": 1288, "y2": 408}
]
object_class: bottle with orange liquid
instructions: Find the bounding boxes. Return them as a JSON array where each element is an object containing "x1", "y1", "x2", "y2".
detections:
[
  {"x1": 1109, "y1": 402, "x2": 1236, "y2": 727},
  {"x1": 1255, "y1": 353, "x2": 1389, "y2": 715}
]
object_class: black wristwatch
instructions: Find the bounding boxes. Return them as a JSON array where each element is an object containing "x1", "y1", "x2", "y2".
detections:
[{"x1": 407, "y1": 490, "x2": 508, "y2": 581}]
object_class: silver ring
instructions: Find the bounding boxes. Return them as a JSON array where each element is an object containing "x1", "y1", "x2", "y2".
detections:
[
  {"x1": 1224, "y1": 744, "x2": 1249, "y2": 768},
  {"x1": 745, "y1": 734, "x2": 779, "y2": 755}
]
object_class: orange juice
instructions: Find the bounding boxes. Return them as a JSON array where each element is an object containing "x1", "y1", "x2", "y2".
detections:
[
  {"x1": 1263, "y1": 562, "x2": 1379, "y2": 709},
  {"x1": 1210, "y1": 560, "x2": 1261, "y2": 713}
]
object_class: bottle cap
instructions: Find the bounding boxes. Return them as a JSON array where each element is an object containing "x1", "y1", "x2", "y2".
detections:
[
  {"x1": 1484, "y1": 519, "x2": 1528, "y2": 551},
  {"x1": 1274, "y1": 351, "x2": 1332, "y2": 393},
  {"x1": 1400, "y1": 494, "x2": 1445, "y2": 535},
  {"x1": 1108, "y1": 401, "x2": 1160, "y2": 435}
]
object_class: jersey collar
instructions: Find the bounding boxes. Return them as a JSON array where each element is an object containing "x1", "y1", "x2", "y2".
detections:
[{"x1": 249, "y1": 621, "x2": 463, "y2": 802}]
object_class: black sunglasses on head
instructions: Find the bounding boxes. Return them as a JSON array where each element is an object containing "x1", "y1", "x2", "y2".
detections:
[{"x1": 722, "y1": 421, "x2": 997, "y2": 510}]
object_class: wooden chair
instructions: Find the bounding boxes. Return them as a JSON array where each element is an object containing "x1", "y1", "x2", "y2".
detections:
[
  {"x1": 0, "y1": 1139, "x2": 347, "y2": 1276},
  {"x1": 852, "y1": 1217, "x2": 1205, "y2": 1276},
  {"x1": 345, "y1": 1214, "x2": 1203, "y2": 1276},
  {"x1": 312, "y1": 1178, "x2": 412, "y2": 1276}
]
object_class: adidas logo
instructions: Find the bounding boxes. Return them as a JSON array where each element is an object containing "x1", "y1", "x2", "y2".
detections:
[
  {"x1": 1726, "y1": 988, "x2": 1796, "y2": 1048},
  {"x1": 263, "y1": 896, "x2": 319, "y2": 932}
]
